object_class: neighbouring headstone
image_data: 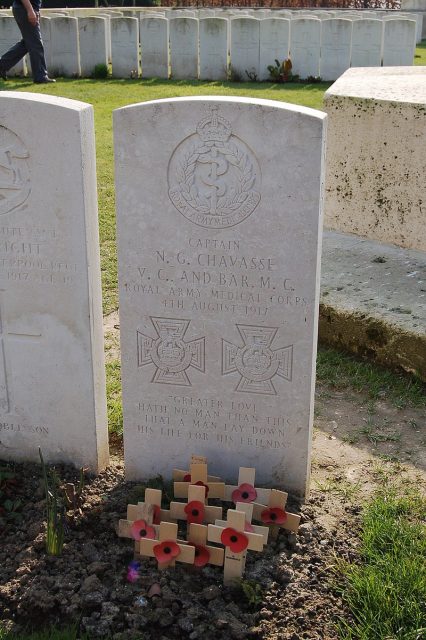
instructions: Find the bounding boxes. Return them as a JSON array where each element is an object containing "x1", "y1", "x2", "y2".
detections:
[
  {"x1": 0, "y1": 92, "x2": 108, "y2": 471},
  {"x1": 199, "y1": 17, "x2": 228, "y2": 81},
  {"x1": 382, "y1": 18, "x2": 416, "y2": 66},
  {"x1": 230, "y1": 17, "x2": 260, "y2": 81},
  {"x1": 324, "y1": 67, "x2": 426, "y2": 251},
  {"x1": 259, "y1": 18, "x2": 290, "y2": 81},
  {"x1": 111, "y1": 17, "x2": 139, "y2": 78},
  {"x1": 169, "y1": 17, "x2": 199, "y2": 80},
  {"x1": 78, "y1": 17, "x2": 108, "y2": 78},
  {"x1": 140, "y1": 16, "x2": 169, "y2": 79},
  {"x1": 114, "y1": 97, "x2": 326, "y2": 496},
  {"x1": 50, "y1": 16, "x2": 81, "y2": 77},
  {"x1": 350, "y1": 19, "x2": 383, "y2": 68},
  {"x1": 0, "y1": 16, "x2": 27, "y2": 76},
  {"x1": 290, "y1": 18, "x2": 321, "y2": 80},
  {"x1": 319, "y1": 19, "x2": 352, "y2": 81}
]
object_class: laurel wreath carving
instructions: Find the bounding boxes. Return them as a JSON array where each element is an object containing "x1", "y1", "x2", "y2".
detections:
[{"x1": 174, "y1": 140, "x2": 256, "y2": 216}]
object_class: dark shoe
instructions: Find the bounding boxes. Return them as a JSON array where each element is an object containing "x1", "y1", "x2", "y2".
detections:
[
  {"x1": 34, "y1": 77, "x2": 56, "y2": 84},
  {"x1": 0, "y1": 68, "x2": 7, "y2": 81}
]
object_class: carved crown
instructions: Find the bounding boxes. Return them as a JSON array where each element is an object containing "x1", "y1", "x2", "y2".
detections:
[{"x1": 196, "y1": 106, "x2": 232, "y2": 143}]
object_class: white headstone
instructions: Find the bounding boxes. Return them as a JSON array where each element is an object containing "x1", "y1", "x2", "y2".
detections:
[
  {"x1": 0, "y1": 92, "x2": 108, "y2": 471},
  {"x1": 350, "y1": 19, "x2": 383, "y2": 68},
  {"x1": 0, "y1": 16, "x2": 27, "y2": 76},
  {"x1": 290, "y1": 18, "x2": 321, "y2": 80},
  {"x1": 230, "y1": 17, "x2": 260, "y2": 81},
  {"x1": 169, "y1": 17, "x2": 199, "y2": 80},
  {"x1": 382, "y1": 18, "x2": 416, "y2": 66},
  {"x1": 78, "y1": 17, "x2": 108, "y2": 78},
  {"x1": 97, "y1": 13, "x2": 112, "y2": 63},
  {"x1": 50, "y1": 16, "x2": 81, "y2": 77},
  {"x1": 111, "y1": 17, "x2": 139, "y2": 78},
  {"x1": 259, "y1": 18, "x2": 290, "y2": 81},
  {"x1": 140, "y1": 17, "x2": 169, "y2": 79},
  {"x1": 199, "y1": 18, "x2": 228, "y2": 81},
  {"x1": 40, "y1": 17, "x2": 52, "y2": 71},
  {"x1": 114, "y1": 96, "x2": 326, "y2": 497},
  {"x1": 320, "y1": 19, "x2": 352, "y2": 81}
]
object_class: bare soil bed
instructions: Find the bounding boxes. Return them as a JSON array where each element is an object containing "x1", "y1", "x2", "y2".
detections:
[{"x1": 1, "y1": 375, "x2": 424, "y2": 639}]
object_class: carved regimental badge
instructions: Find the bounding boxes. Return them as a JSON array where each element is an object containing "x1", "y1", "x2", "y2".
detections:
[
  {"x1": 222, "y1": 325, "x2": 293, "y2": 396},
  {"x1": 168, "y1": 106, "x2": 261, "y2": 229},
  {"x1": 0, "y1": 126, "x2": 30, "y2": 216},
  {"x1": 137, "y1": 317, "x2": 205, "y2": 386}
]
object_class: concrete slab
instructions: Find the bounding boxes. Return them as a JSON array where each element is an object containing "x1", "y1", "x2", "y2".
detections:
[{"x1": 319, "y1": 230, "x2": 426, "y2": 381}]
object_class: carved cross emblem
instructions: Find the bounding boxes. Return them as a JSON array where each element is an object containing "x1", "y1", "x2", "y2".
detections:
[
  {"x1": 222, "y1": 324, "x2": 293, "y2": 395},
  {"x1": 137, "y1": 317, "x2": 205, "y2": 386}
]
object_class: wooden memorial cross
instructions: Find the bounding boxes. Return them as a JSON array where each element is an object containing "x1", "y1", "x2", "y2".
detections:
[
  {"x1": 174, "y1": 462, "x2": 225, "y2": 500},
  {"x1": 118, "y1": 501, "x2": 159, "y2": 544},
  {"x1": 139, "y1": 521, "x2": 195, "y2": 570},
  {"x1": 208, "y1": 508, "x2": 265, "y2": 585},
  {"x1": 127, "y1": 487, "x2": 174, "y2": 524},
  {"x1": 252, "y1": 489, "x2": 301, "y2": 539},
  {"x1": 224, "y1": 467, "x2": 271, "y2": 505},
  {"x1": 187, "y1": 523, "x2": 224, "y2": 568},
  {"x1": 173, "y1": 454, "x2": 221, "y2": 483},
  {"x1": 170, "y1": 483, "x2": 223, "y2": 524}
]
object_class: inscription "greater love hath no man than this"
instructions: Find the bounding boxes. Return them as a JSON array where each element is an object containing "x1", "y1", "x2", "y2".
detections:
[{"x1": 168, "y1": 106, "x2": 261, "y2": 229}]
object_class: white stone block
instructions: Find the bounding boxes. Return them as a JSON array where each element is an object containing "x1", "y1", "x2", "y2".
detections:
[
  {"x1": 259, "y1": 18, "x2": 290, "y2": 81},
  {"x1": 169, "y1": 17, "x2": 199, "y2": 80},
  {"x1": 230, "y1": 17, "x2": 260, "y2": 81},
  {"x1": 290, "y1": 18, "x2": 321, "y2": 79},
  {"x1": 383, "y1": 18, "x2": 416, "y2": 66},
  {"x1": 0, "y1": 16, "x2": 26, "y2": 76},
  {"x1": 324, "y1": 67, "x2": 426, "y2": 251},
  {"x1": 0, "y1": 92, "x2": 108, "y2": 471},
  {"x1": 111, "y1": 17, "x2": 139, "y2": 78},
  {"x1": 199, "y1": 17, "x2": 228, "y2": 81},
  {"x1": 320, "y1": 19, "x2": 352, "y2": 81},
  {"x1": 114, "y1": 96, "x2": 326, "y2": 497},
  {"x1": 50, "y1": 16, "x2": 80, "y2": 77},
  {"x1": 350, "y1": 19, "x2": 383, "y2": 68},
  {"x1": 96, "y1": 13, "x2": 112, "y2": 63},
  {"x1": 78, "y1": 17, "x2": 107, "y2": 78},
  {"x1": 140, "y1": 17, "x2": 169, "y2": 79}
]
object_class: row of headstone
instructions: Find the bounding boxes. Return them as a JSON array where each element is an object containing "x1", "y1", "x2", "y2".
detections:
[
  {"x1": 0, "y1": 91, "x2": 326, "y2": 498},
  {"x1": 0, "y1": 14, "x2": 417, "y2": 81}
]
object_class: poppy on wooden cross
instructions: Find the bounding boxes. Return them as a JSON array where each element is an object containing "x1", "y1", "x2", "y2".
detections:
[
  {"x1": 208, "y1": 508, "x2": 265, "y2": 585},
  {"x1": 187, "y1": 523, "x2": 224, "y2": 568},
  {"x1": 251, "y1": 489, "x2": 301, "y2": 538},
  {"x1": 118, "y1": 488, "x2": 174, "y2": 555},
  {"x1": 224, "y1": 467, "x2": 271, "y2": 505},
  {"x1": 214, "y1": 501, "x2": 270, "y2": 546},
  {"x1": 174, "y1": 462, "x2": 225, "y2": 500},
  {"x1": 138, "y1": 521, "x2": 195, "y2": 570},
  {"x1": 170, "y1": 483, "x2": 223, "y2": 524}
]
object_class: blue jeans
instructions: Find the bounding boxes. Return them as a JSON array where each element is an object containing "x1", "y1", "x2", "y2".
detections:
[{"x1": 0, "y1": 5, "x2": 48, "y2": 82}]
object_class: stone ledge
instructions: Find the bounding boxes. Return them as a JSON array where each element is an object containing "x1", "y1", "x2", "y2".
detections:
[{"x1": 319, "y1": 230, "x2": 426, "y2": 381}]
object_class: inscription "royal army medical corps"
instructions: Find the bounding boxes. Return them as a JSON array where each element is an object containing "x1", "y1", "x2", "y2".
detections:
[{"x1": 168, "y1": 106, "x2": 261, "y2": 229}]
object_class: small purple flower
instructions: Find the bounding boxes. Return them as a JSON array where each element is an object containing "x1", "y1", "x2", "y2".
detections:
[{"x1": 127, "y1": 560, "x2": 141, "y2": 583}]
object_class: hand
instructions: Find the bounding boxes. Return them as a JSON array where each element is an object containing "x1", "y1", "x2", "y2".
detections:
[{"x1": 27, "y1": 9, "x2": 38, "y2": 26}]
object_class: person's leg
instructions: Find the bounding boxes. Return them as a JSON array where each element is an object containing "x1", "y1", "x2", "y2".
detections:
[{"x1": 12, "y1": 5, "x2": 48, "y2": 82}]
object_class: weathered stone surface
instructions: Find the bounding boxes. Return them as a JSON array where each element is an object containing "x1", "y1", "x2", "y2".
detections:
[
  {"x1": 324, "y1": 67, "x2": 426, "y2": 251},
  {"x1": 350, "y1": 19, "x2": 383, "y2": 68},
  {"x1": 114, "y1": 97, "x2": 326, "y2": 496},
  {"x1": 0, "y1": 92, "x2": 108, "y2": 472},
  {"x1": 50, "y1": 16, "x2": 81, "y2": 77},
  {"x1": 230, "y1": 17, "x2": 260, "y2": 80},
  {"x1": 78, "y1": 17, "x2": 108, "y2": 78},
  {"x1": 319, "y1": 19, "x2": 352, "y2": 81},
  {"x1": 140, "y1": 17, "x2": 169, "y2": 79},
  {"x1": 111, "y1": 17, "x2": 139, "y2": 78},
  {"x1": 199, "y1": 18, "x2": 228, "y2": 81},
  {"x1": 289, "y1": 18, "x2": 321, "y2": 80},
  {"x1": 382, "y1": 17, "x2": 416, "y2": 66},
  {"x1": 259, "y1": 18, "x2": 290, "y2": 81},
  {"x1": 169, "y1": 17, "x2": 199, "y2": 80}
]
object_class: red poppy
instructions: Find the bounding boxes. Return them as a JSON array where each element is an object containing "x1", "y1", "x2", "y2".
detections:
[
  {"x1": 261, "y1": 507, "x2": 287, "y2": 525},
  {"x1": 153, "y1": 540, "x2": 181, "y2": 564},
  {"x1": 130, "y1": 519, "x2": 156, "y2": 541},
  {"x1": 193, "y1": 544, "x2": 210, "y2": 567},
  {"x1": 244, "y1": 521, "x2": 255, "y2": 533},
  {"x1": 183, "y1": 473, "x2": 191, "y2": 482},
  {"x1": 152, "y1": 504, "x2": 161, "y2": 525},
  {"x1": 193, "y1": 480, "x2": 209, "y2": 497},
  {"x1": 220, "y1": 527, "x2": 249, "y2": 553},
  {"x1": 231, "y1": 483, "x2": 257, "y2": 503},
  {"x1": 184, "y1": 500, "x2": 205, "y2": 524}
]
